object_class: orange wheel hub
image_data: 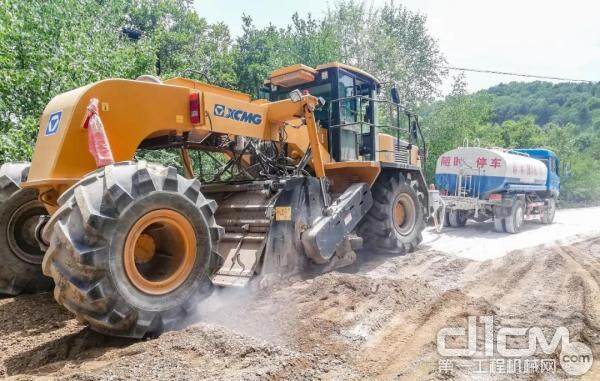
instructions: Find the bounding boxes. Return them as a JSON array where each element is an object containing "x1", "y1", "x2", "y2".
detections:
[
  {"x1": 394, "y1": 200, "x2": 406, "y2": 227},
  {"x1": 124, "y1": 209, "x2": 196, "y2": 295},
  {"x1": 392, "y1": 193, "x2": 416, "y2": 236}
]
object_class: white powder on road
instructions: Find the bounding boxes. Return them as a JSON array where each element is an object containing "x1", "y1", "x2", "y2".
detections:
[{"x1": 422, "y1": 206, "x2": 600, "y2": 260}]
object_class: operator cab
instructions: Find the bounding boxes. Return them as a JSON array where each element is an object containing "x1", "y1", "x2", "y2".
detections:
[{"x1": 262, "y1": 63, "x2": 380, "y2": 162}]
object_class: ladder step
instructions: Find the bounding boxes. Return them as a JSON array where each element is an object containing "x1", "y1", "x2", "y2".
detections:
[
  {"x1": 221, "y1": 233, "x2": 266, "y2": 242},
  {"x1": 216, "y1": 218, "x2": 271, "y2": 227},
  {"x1": 216, "y1": 204, "x2": 268, "y2": 212},
  {"x1": 223, "y1": 226, "x2": 269, "y2": 234},
  {"x1": 211, "y1": 274, "x2": 251, "y2": 287}
]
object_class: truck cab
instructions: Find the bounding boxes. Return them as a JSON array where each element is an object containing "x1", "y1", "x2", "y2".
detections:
[{"x1": 511, "y1": 148, "x2": 560, "y2": 198}]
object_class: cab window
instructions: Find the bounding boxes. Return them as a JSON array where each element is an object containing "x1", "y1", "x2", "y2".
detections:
[
  {"x1": 338, "y1": 73, "x2": 355, "y2": 125},
  {"x1": 271, "y1": 83, "x2": 332, "y2": 127}
]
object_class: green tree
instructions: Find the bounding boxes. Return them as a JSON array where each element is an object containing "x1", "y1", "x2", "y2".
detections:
[
  {"x1": 0, "y1": 0, "x2": 236, "y2": 163},
  {"x1": 127, "y1": 0, "x2": 236, "y2": 86},
  {"x1": 0, "y1": 0, "x2": 156, "y2": 161},
  {"x1": 498, "y1": 117, "x2": 544, "y2": 148},
  {"x1": 420, "y1": 76, "x2": 493, "y2": 179},
  {"x1": 324, "y1": 0, "x2": 446, "y2": 105},
  {"x1": 232, "y1": 13, "x2": 340, "y2": 96}
]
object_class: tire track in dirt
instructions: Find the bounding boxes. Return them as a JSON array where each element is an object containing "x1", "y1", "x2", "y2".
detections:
[
  {"x1": 3, "y1": 238, "x2": 600, "y2": 380},
  {"x1": 341, "y1": 237, "x2": 600, "y2": 380}
]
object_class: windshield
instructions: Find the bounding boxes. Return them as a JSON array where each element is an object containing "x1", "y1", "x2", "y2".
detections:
[{"x1": 271, "y1": 83, "x2": 332, "y2": 127}]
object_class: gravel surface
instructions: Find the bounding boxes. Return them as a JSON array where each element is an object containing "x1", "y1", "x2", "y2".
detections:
[{"x1": 1, "y1": 214, "x2": 600, "y2": 380}]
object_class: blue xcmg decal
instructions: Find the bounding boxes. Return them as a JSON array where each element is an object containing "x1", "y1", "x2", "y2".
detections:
[
  {"x1": 213, "y1": 104, "x2": 262, "y2": 125},
  {"x1": 45, "y1": 111, "x2": 62, "y2": 136}
]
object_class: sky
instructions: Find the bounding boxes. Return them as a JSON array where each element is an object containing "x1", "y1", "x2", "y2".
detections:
[{"x1": 194, "y1": 0, "x2": 599, "y2": 94}]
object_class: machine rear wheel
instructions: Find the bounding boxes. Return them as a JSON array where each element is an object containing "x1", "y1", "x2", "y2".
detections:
[
  {"x1": 42, "y1": 161, "x2": 223, "y2": 337},
  {"x1": 358, "y1": 172, "x2": 425, "y2": 254},
  {"x1": 0, "y1": 162, "x2": 52, "y2": 295}
]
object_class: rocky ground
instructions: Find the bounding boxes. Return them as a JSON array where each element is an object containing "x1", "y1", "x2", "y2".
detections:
[{"x1": 2, "y1": 210, "x2": 600, "y2": 380}]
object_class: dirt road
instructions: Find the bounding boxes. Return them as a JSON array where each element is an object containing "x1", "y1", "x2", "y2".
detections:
[
  {"x1": 1, "y1": 207, "x2": 600, "y2": 380},
  {"x1": 423, "y1": 206, "x2": 600, "y2": 260}
]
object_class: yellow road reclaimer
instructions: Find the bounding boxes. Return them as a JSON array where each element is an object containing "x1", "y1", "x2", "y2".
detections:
[{"x1": 0, "y1": 63, "x2": 440, "y2": 337}]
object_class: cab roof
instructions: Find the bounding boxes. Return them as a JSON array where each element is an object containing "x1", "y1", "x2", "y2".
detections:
[
  {"x1": 511, "y1": 148, "x2": 557, "y2": 159},
  {"x1": 315, "y1": 62, "x2": 380, "y2": 84},
  {"x1": 267, "y1": 62, "x2": 380, "y2": 86}
]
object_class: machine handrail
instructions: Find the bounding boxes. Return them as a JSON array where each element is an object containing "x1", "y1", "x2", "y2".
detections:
[{"x1": 323, "y1": 95, "x2": 422, "y2": 141}]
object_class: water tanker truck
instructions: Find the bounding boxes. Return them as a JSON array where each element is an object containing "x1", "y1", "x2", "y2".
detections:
[{"x1": 435, "y1": 146, "x2": 560, "y2": 233}]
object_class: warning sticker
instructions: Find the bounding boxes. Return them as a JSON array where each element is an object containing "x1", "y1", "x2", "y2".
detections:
[{"x1": 275, "y1": 206, "x2": 292, "y2": 221}]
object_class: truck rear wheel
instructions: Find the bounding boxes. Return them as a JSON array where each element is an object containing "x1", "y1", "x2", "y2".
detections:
[
  {"x1": 358, "y1": 172, "x2": 424, "y2": 254},
  {"x1": 448, "y1": 210, "x2": 468, "y2": 228},
  {"x1": 493, "y1": 217, "x2": 506, "y2": 233},
  {"x1": 540, "y1": 198, "x2": 556, "y2": 224},
  {"x1": 0, "y1": 162, "x2": 52, "y2": 295},
  {"x1": 504, "y1": 200, "x2": 525, "y2": 234},
  {"x1": 42, "y1": 161, "x2": 222, "y2": 338}
]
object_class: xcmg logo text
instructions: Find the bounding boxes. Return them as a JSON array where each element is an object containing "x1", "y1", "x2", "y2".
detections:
[{"x1": 214, "y1": 104, "x2": 262, "y2": 125}]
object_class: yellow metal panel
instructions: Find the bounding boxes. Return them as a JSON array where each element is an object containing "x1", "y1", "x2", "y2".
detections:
[
  {"x1": 410, "y1": 145, "x2": 421, "y2": 167},
  {"x1": 26, "y1": 84, "x2": 93, "y2": 187},
  {"x1": 202, "y1": 92, "x2": 270, "y2": 139},
  {"x1": 25, "y1": 79, "x2": 194, "y2": 187},
  {"x1": 270, "y1": 64, "x2": 317, "y2": 78},
  {"x1": 164, "y1": 77, "x2": 251, "y2": 102},
  {"x1": 24, "y1": 78, "x2": 332, "y2": 197},
  {"x1": 377, "y1": 133, "x2": 396, "y2": 163},
  {"x1": 324, "y1": 161, "x2": 381, "y2": 193},
  {"x1": 275, "y1": 206, "x2": 292, "y2": 221}
]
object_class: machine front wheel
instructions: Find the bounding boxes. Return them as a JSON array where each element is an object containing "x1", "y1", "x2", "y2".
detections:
[{"x1": 42, "y1": 161, "x2": 223, "y2": 338}]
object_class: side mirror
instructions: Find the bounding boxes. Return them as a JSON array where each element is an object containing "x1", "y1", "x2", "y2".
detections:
[
  {"x1": 561, "y1": 162, "x2": 571, "y2": 179},
  {"x1": 391, "y1": 87, "x2": 400, "y2": 104},
  {"x1": 317, "y1": 96, "x2": 326, "y2": 108},
  {"x1": 289, "y1": 89, "x2": 303, "y2": 103}
]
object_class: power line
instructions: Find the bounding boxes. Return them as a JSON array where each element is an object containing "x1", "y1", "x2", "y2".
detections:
[{"x1": 444, "y1": 66, "x2": 593, "y2": 83}]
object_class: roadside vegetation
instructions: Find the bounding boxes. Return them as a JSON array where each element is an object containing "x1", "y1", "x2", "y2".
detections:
[
  {"x1": 0, "y1": 0, "x2": 597, "y2": 204},
  {"x1": 421, "y1": 76, "x2": 600, "y2": 204}
]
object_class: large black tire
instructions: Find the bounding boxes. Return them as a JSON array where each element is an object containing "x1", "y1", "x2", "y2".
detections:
[
  {"x1": 504, "y1": 199, "x2": 525, "y2": 234},
  {"x1": 540, "y1": 198, "x2": 556, "y2": 224},
  {"x1": 42, "y1": 161, "x2": 223, "y2": 338},
  {"x1": 358, "y1": 172, "x2": 425, "y2": 254},
  {"x1": 493, "y1": 217, "x2": 506, "y2": 233},
  {"x1": 0, "y1": 162, "x2": 52, "y2": 295}
]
